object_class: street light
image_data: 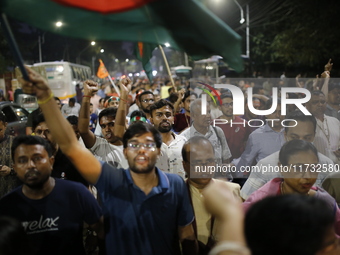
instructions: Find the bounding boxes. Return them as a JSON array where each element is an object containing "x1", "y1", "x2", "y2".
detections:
[
  {"x1": 38, "y1": 21, "x2": 64, "y2": 62},
  {"x1": 55, "y1": 21, "x2": 63, "y2": 27},
  {"x1": 100, "y1": 48, "x2": 104, "y2": 53},
  {"x1": 76, "y1": 41, "x2": 96, "y2": 64},
  {"x1": 232, "y1": 0, "x2": 244, "y2": 24},
  {"x1": 232, "y1": 0, "x2": 249, "y2": 58}
]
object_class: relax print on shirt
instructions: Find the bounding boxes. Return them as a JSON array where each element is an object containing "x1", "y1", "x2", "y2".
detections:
[{"x1": 22, "y1": 215, "x2": 59, "y2": 234}]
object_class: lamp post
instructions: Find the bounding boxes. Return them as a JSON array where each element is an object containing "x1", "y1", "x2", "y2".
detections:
[
  {"x1": 38, "y1": 33, "x2": 45, "y2": 63},
  {"x1": 233, "y1": 0, "x2": 249, "y2": 58},
  {"x1": 77, "y1": 41, "x2": 96, "y2": 64},
  {"x1": 38, "y1": 21, "x2": 63, "y2": 62}
]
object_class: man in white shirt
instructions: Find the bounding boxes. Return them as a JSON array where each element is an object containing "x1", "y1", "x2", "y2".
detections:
[
  {"x1": 61, "y1": 98, "x2": 81, "y2": 117},
  {"x1": 181, "y1": 99, "x2": 232, "y2": 165},
  {"x1": 150, "y1": 99, "x2": 187, "y2": 178},
  {"x1": 306, "y1": 90, "x2": 340, "y2": 164},
  {"x1": 78, "y1": 80, "x2": 129, "y2": 169}
]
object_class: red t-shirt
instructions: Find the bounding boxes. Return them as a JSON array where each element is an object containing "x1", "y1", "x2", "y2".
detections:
[
  {"x1": 215, "y1": 116, "x2": 251, "y2": 160},
  {"x1": 174, "y1": 113, "x2": 191, "y2": 133}
]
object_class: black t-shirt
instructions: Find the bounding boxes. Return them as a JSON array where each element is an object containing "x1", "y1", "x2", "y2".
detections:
[
  {"x1": 52, "y1": 149, "x2": 88, "y2": 187},
  {"x1": 0, "y1": 179, "x2": 102, "y2": 255}
]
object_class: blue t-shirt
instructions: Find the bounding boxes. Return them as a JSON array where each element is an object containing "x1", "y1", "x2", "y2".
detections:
[
  {"x1": 96, "y1": 163, "x2": 194, "y2": 255},
  {"x1": 0, "y1": 179, "x2": 102, "y2": 255}
]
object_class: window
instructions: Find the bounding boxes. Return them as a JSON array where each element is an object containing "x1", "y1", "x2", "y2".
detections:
[
  {"x1": 11, "y1": 106, "x2": 29, "y2": 121},
  {"x1": 1, "y1": 106, "x2": 17, "y2": 122}
]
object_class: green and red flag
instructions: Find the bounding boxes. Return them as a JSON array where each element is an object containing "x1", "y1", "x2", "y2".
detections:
[
  {"x1": 135, "y1": 42, "x2": 157, "y2": 82},
  {"x1": 1, "y1": 0, "x2": 243, "y2": 72}
]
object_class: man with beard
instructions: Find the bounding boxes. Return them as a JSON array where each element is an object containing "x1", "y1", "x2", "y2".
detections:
[
  {"x1": 78, "y1": 81, "x2": 128, "y2": 168},
  {"x1": 0, "y1": 135, "x2": 103, "y2": 255},
  {"x1": 19, "y1": 67, "x2": 198, "y2": 255},
  {"x1": 150, "y1": 99, "x2": 187, "y2": 179},
  {"x1": 32, "y1": 114, "x2": 88, "y2": 186},
  {"x1": 138, "y1": 91, "x2": 155, "y2": 121}
]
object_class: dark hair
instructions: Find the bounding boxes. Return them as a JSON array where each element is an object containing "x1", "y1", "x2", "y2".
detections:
[
  {"x1": 149, "y1": 99, "x2": 174, "y2": 116},
  {"x1": 220, "y1": 93, "x2": 232, "y2": 100},
  {"x1": 0, "y1": 216, "x2": 33, "y2": 255},
  {"x1": 182, "y1": 91, "x2": 197, "y2": 103},
  {"x1": 98, "y1": 107, "x2": 117, "y2": 122},
  {"x1": 0, "y1": 111, "x2": 6, "y2": 123},
  {"x1": 310, "y1": 90, "x2": 325, "y2": 96},
  {"x1": 69, "y1": 98, "x2": 76, "y2": 103},
  {"x1": 329, "y1": 83, "x2": 340, "y2": 92},
  {"x1": 253, "y1": 86, "x2": 264, "y2": 94},
  {"x1": 245, "y1": 195, "x2": 334, "y2": 255},
  {"x1": 66, "y1": 115, "x2": 78, "y2": 126},
  {"x1": 168, "y1": 92, "x2": 179, "y2": 104},
  {"x1": 138, "y1": 91, "x2": 154, "y2": 102},
  {"x1": 279, "y1": 139, "x2": 318, "y2": 166},
  {"x1": 130, "y1": 110, "x2": 147, "y2": 120},
  {"x1": 123, "y1": 122, "x2": 162, "y2": 148},
  {"x1": 11, "y1": 135, "x2": 53, "y2": 161},
  {"x1": 32, "y1": 113, "x2": 45, "y2": 131},
  {"x1": 264, "y1": 97, "x2": 281, "y2": 110},
  {"x1": 284, "y1": 110, "x2": 317, "y2": 133},
  {"x1": 181, "y1": 136, "x2": 213, "y2": 163},
  {"x1": 168, "y1": 87, "x2": 174, "y2": 94},
  {"x1": 99, "y1": 98, "x2": 105, "y2": 104},
  {"x1": 54, "y1": 97, "x2": 61, "y2": 102}
]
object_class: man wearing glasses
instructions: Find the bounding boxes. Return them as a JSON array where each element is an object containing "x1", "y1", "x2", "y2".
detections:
[
  {"x1": 138, "y1": 91, "x2": 155, "y2": 121},
  {"x1": 19, "y1": 67, "x2": 198, "y2": 255}
]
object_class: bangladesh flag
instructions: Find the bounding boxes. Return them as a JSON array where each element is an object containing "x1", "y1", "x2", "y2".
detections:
[
  {"x1": 134, "y1": 42, "x2": 157, "y2": 82},
  {"x1": 1, "y1": 0, "x2": 243, "y2": 72}
]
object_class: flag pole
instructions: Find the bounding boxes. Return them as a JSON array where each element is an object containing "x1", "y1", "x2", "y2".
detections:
[
  {"x1": 0, "y1": 13, "x2": 29, "y2": 81},
  {"x1": 108, "y1": 74, "x2": 120, "y2": 97},
  {"x1": 158, "y1": 45, "x2": 176, "y2": 92}
]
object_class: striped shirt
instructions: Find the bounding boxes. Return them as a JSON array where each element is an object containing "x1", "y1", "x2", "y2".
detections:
[{"x1": 313, "y1": 115, "x2": 340, "y2": 164}]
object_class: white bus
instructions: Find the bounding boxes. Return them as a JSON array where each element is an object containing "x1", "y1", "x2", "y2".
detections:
[{"x1": 32, "y1": 61, "x2": 91, "y2": 100}]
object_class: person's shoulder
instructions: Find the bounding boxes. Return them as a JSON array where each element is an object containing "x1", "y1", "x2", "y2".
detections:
[
  {"x1": 315, "y1": 186, "x2": 337, "y2": 203},
  {"x1": 179, "y1": 127, "x2": 191, "y2": 138},
  {"x1": 257, "y1": 151, "x2": 280, "y2": 165},
  {"x1": 325, "y1": 115, "x2": 340, "y2": 124},
  {"x1": 164, "y1": 172, "x2": 185, "y2": 188},
  {"x1": 0, "y1": 186, "x2": 23, "y2": 208},
  {"x1": 55, "y1": 178, "x2": 87, "y2": 191},
  {"x1": 318, "y1": 152, "x2": 334, "y2": 164},
  {"x1": 173, "y1": 132, "x2": 187, "y2": 142},
  {"x1": 213, "y1": 179, "x2": 240, "y2": 190}
]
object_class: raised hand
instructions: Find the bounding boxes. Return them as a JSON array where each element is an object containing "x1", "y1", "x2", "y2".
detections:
[
  {"x1": 83, "y1": 80, "x2": 99, "y2": 97},
  {"x1": 19, "y1": 66, "x2": 51, "y2": 100},
  {"x1": 324, "y1": 58, "x2": 333, "y2": 72},
  {"x1": 321, "y1": 71, "x2": 330, "y2": 78},
  {"x1": 120, "y1": 77, "x2": 132, "y2": 98}
]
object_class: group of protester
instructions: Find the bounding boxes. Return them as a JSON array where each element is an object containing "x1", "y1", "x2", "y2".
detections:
[{"x1": 0, "y1": 60, "x2": 339, "y2": 255}]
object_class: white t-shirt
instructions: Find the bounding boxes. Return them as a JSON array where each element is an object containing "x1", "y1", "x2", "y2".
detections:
[
  {"x1": 61, "y1": 103, "x2": 81, "y2": 118},
  {"x1": 90, "y1": 136, "x2": 128, "y2": 169},
  {"x1": 156, "y1": 133, "x2": 187, "y2": 179}
]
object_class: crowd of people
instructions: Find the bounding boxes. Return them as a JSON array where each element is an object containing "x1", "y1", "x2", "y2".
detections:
[{"x1": 0, "y1": 59, "x2": 339, "y2": 255}]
